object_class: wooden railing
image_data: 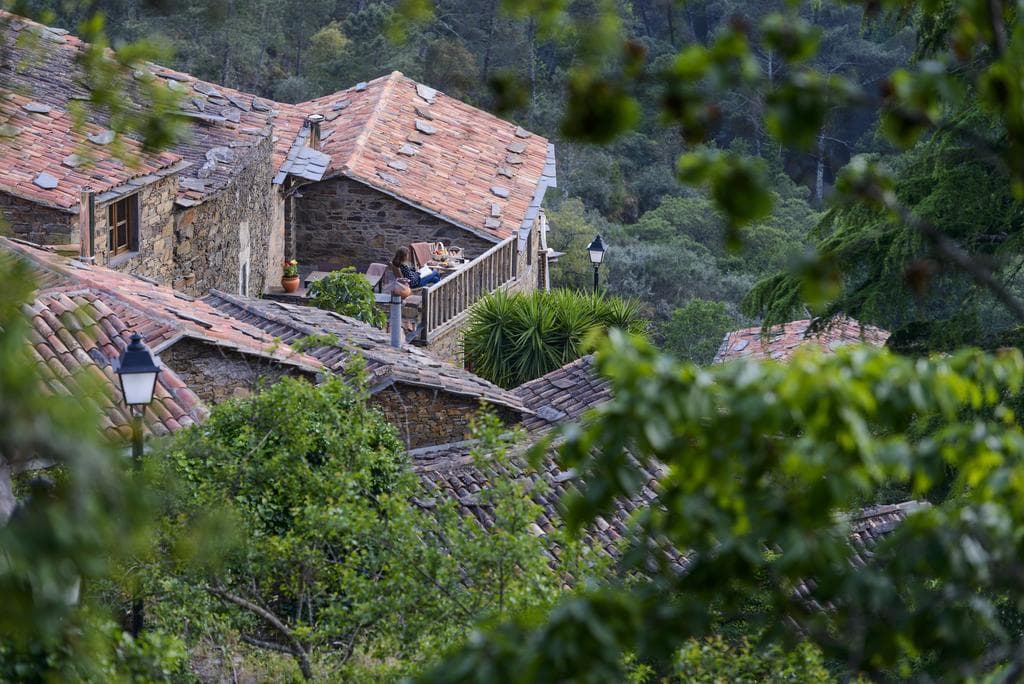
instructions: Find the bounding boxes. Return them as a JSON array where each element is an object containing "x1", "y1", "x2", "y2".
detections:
[{"x1": 420, "y1": 236, "x2": 518, "y2": 342}]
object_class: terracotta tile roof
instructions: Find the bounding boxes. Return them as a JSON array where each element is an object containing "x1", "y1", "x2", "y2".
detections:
[
  {"x1": 794, "y1": 500, "x2": 928, "y2": 611},
  {"x1": 415, "y1": 431, "x2": 927, "y2": 581},
  {"x1": 0, "y1": 91, "x2": 184, "y2": 212},
  {"x1": 513, "y1": 356, "x2": 612, "y2": 432},
  {"x1": 1, "y1": 14, "x2": 555, "y2": 236},
  {"x1": 203, "y1": 290, "x2": 529, "y2": 415},
  {"x1": 714, "y1": 316, "x2": 891, "y2": 364},
  {"x1": 0, "y1": 12, "x2": 275, "y2": 210},
  {"x1": 4, "y1": 238, "x2": 323, "y2": 438},
  {"x1": 23, "y1": 287, "x2": 208, "y2": 440},
  {"x1": 274, "y1": 72, "x2": 555, "y2": 241}
]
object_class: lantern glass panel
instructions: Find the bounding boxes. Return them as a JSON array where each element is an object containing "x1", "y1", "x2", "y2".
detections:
[{"x1": 120, "y1": 371, "x2": 158, "y2": 406}]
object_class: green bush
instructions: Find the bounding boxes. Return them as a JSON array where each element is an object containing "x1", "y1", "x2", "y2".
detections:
[
  {"x1": 308, "y1": 267, "x2": 385, "y2": 327},
  {"x1": 463, "y1": 289, "x2": 647, "y2": 388}
]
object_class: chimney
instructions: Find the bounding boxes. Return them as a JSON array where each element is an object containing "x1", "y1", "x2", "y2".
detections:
[
  {"x1": 77, "y1": 188, "x2": 95, "y2": 264},
  {"x1": 305, "y1": 114, "x2": 324, "y2": 151},
  {"x1": 389, "y1": 287, "x2": 404, "y2": 349}
]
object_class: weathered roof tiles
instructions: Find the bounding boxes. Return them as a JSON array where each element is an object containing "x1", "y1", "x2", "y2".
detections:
[{"x1": 714, "y1": 316, "x2": 890, "y2": 364}]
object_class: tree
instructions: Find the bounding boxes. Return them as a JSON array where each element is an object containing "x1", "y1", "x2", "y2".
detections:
[
  {"x1": 150, "y1": 376, "x2": 569, "y2": 680},
  {"x1": 308, "y1": 266, "x2": 386, "y2": 327},
  {"x1": 658, "y1": 298, "x2": 738, "y2": 364},
  {"x1": 747, "y1": 108, "x2": 1024, "y2": 352},
  {"x1": 0, "y1": 247, "x2": 187, "y2": 681},
  {"x1": 421, "y1": 331, "x2": 1024, "y2": 681},
  {"x1": 463, "y1": 289, "x2": 646, "y2": 388},
  {"x1": 545, "y1": 197, "x2": 603, "y2": 291}
]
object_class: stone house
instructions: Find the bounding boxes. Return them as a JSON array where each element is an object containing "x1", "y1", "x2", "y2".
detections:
[
  {"x1": 203, "y1": 290, "x2": 530, "y2": 449},
  {"x1": 8, "y1": 237, "x2": 529, "y2": 449},
  {"x1": 0, "y1": 14, "x2": 556, "y2": 358},
  {"x1": 0, "y1": 15, "x2": 282, "y2": 297}
]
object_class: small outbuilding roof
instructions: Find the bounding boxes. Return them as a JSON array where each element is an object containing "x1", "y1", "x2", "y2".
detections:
[
  {"x1": 204, "y1": 290, "x2": 531, "y2": 415},
  {"x1": 4, "y1": 237, "x2": 322, "y2": 439},
  {"x1": 714, "y1": 316, "x2": 890, "y2": 364}
]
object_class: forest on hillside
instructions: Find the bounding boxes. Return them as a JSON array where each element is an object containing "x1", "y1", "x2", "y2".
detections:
[{"x1": 24, "y1": 0, "x2": 925, "y2": 359}]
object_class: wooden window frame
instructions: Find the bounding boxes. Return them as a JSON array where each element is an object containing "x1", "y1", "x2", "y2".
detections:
[{"x1": 107, "y1": 194, "x2": 139, "y2": 257}]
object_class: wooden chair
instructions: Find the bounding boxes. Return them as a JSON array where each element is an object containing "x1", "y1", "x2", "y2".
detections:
[
  {"x1": 364, "y1": 262, "x2": 388, "y2": 293},
  {"x1": 409, "y1": 242, "x2": 433, "y2": 269}
]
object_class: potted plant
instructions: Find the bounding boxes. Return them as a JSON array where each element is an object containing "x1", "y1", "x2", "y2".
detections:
[{"x1": 281, "y1": 259, "x2": 300, "y2": 293}]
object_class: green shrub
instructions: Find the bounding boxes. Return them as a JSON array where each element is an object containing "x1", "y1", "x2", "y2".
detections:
[
  {"x1": 463, "y1": 289, "x2": 647, "y2": 388},
  {"x1": 308, "y1": 267, "x2": 385, "y2": 327}
]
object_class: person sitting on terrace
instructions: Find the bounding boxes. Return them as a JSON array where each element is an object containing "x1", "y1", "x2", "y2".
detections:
[{"x1": 391, "y1": 246, "x2": 441, "y2": 288}]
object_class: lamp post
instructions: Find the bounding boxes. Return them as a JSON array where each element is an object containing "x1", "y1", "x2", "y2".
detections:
[
  {"x1": 113, "y1": 332, "x2": 161, "y2": 638},
  {"x1": 587, "y1": 234, "x2": 607, "y2": 293}
]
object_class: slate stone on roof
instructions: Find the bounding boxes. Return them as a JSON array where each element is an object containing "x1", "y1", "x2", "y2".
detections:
[
  {"x1": 513, "y1": 356, "x2": 611, "y2": 433},
  {"x1": 274, "y1": 125, "x2": 331, "y2": 184},
  {"x1": 203, "y1": 290, "x2": 530, "y2": 415}
]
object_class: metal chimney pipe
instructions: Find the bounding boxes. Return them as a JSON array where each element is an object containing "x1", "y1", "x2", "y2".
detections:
[
  {"x1": 305, "y1": 114, "x2": 324, "y2": 151},
  {"x1": 389, "y1": 289, "x2": 403, "y2": 349},
  {"x1": 77, "y1": 188, "x2": 95, "y2": 264}
]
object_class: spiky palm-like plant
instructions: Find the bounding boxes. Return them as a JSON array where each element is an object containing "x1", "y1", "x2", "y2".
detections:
[{"x1": 463, "y1": 289, "x2": 647, "y2": 388}]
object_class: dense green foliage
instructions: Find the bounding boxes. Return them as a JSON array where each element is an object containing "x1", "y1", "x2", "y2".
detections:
[
  {"x1": 148, "y1": 377, "x2": 570, "y2": 680},
  {"x1": 424, "y1": 331, "x2": 1024, "y2": 681},
  {"x1": 672, "y1": 636, "x2": 833, "y2": 683},
  {"x1": 0, "y1": 254, "x2": 189, "y2": 680},
  {"x1": 15, "y1": 0, "x2": 1024, "y2": 679},
  {"x1": 307, "y1": 266, "x2": 386, "y2": 327},
  {"x1": 658, "y1": 298, "x2": 737, "y2": 364},
  {"x1": 463, "y1": 289, "x2": 646, "y2": 388},
  {"x1": 748, "y1": 110, "x2": 1024, "y2": 351}
]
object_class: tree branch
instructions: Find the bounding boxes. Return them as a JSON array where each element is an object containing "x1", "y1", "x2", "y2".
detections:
[
  {"x1": 206, "y1": 585, "x2": 314, "y2": 681},
  {"x1": 874, "y1": 191, "x2": 1024, "y2": 323},
  {"x1": 240, "y1": 634, "x2": 295, "y2": 655}
]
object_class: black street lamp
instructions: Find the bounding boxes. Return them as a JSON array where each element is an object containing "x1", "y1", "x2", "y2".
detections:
[
  {"x1": 587, "y1": 234, "x2": 608, "y2": 293},
  {"x1": 113, "y1": 332, "x2": 161, "y2": 638}
]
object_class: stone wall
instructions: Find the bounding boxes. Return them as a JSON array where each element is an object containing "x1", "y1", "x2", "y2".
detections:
[
  {"x1": 0, "y1": 193, "x2": 76, "y2": 244},
  {"x1": 172, "y1": 135, "x2": 276, "y2": 296},
  {"x1": 292, "y1": 176, "x2": 495, "y2": 273},
  {"x1": 90, "y1": 173, "x2": 178, "y2": 284},
  {"x1": 267, "y1": 190, "x2": 286, "y2": 285},
  {"x1": 425, "y1": 316, "x2": 466, "y2": 366},
  {"x1": 371, "y1": 383, "x2": 519, "y2": 449},
  {"x1": 160, "y1": 337, "x2": 315, "y2": 405}
]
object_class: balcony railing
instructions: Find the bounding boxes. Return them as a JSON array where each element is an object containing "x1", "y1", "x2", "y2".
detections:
[{"x1": 419, "y1": 236, "x2": 517, "y2": 342}]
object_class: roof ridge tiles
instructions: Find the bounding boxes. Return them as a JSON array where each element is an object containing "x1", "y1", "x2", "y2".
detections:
[{"x1": 341, "y1": 70, "x2": 404, "y2": 175}]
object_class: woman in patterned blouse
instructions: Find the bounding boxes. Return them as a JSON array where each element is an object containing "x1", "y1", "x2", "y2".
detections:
[{"x1": 391, "y1": 246, "x2": 441, "y2": 288}]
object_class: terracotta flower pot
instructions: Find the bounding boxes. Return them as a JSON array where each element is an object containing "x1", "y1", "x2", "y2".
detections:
[
  {"x1": 393, "y1": 278, "x2": 412, "y2": 299},
  {"x1": 281, "y1": 275, "x2": 300, "y2": 293}
]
